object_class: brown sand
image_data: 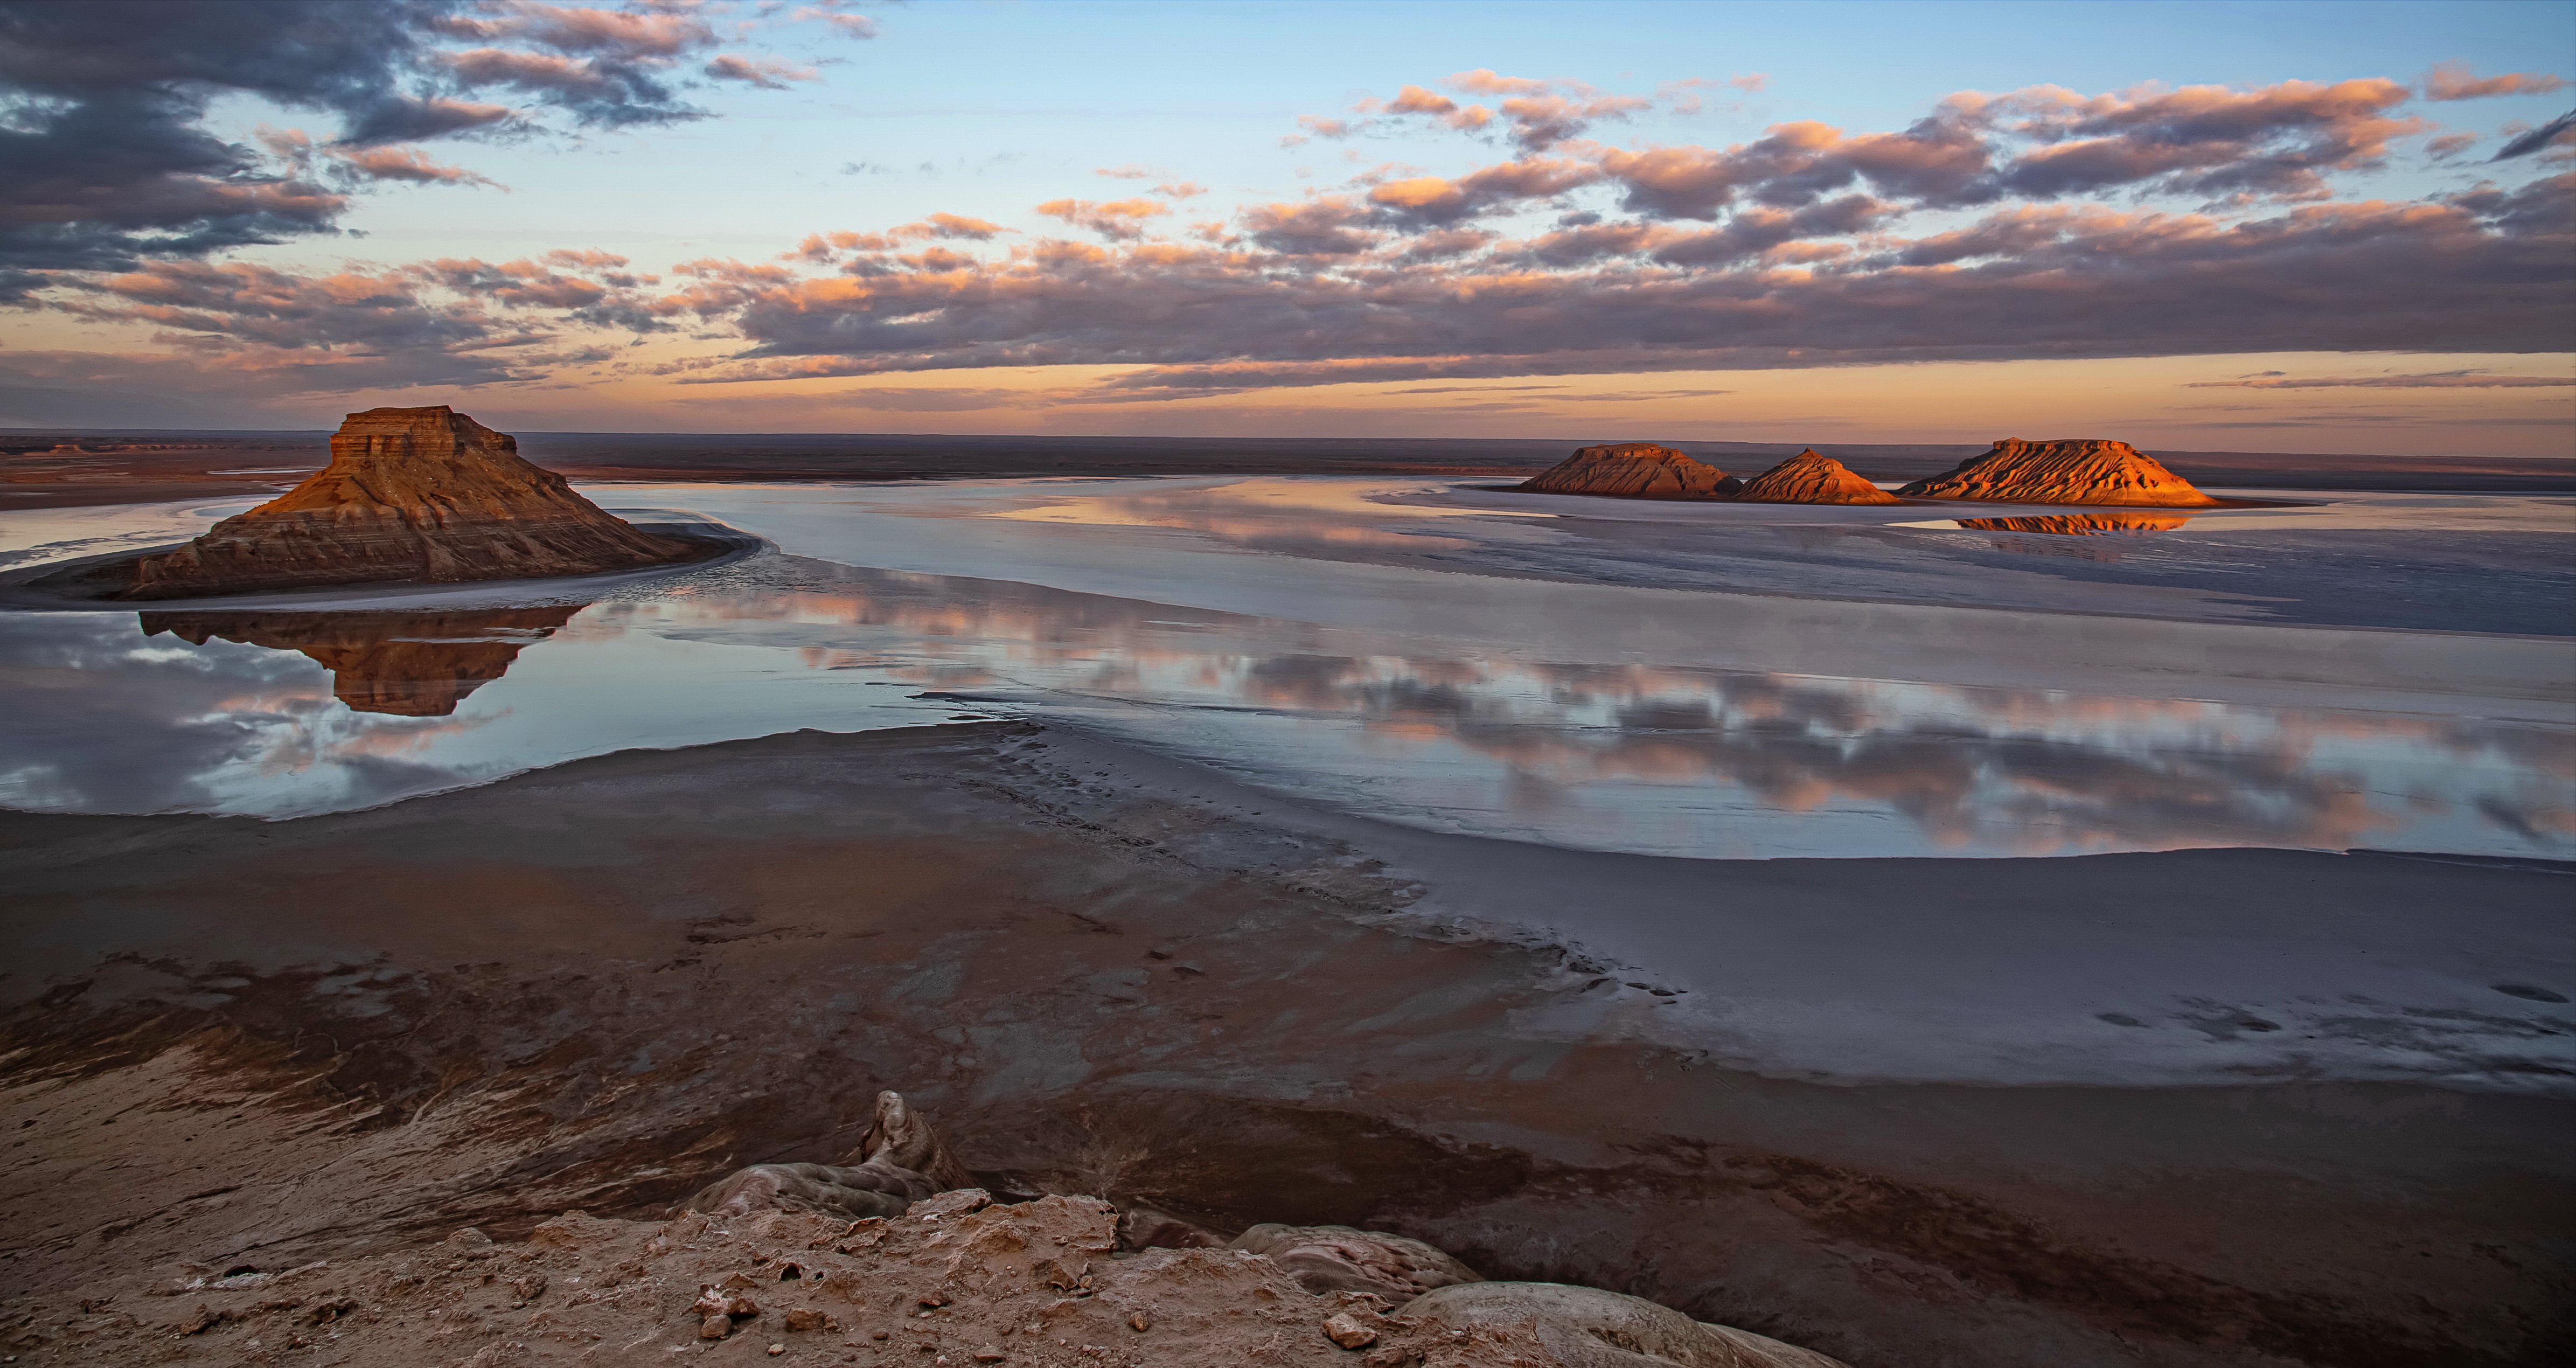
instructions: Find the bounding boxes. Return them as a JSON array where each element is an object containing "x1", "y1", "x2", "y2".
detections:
[{"x1": 3, "y1": 725, "x2": 2567, "y2": 1368}]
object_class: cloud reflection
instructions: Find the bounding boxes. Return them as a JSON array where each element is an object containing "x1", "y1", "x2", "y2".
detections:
[
  {"x1": 4, "y1": 555, "x2": 2566, "y2": 856},
  {"x1": 614, "y1": 560, "x2": 2576, "y2": 859}
]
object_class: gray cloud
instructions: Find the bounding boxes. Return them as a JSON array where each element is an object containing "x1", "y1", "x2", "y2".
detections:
[{"x1": 0, "y1": 0, "x2": 807, "y2": 284}]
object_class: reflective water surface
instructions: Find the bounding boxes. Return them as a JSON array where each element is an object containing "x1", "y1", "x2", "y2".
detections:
[{"x1": 2, "y1": 478, "x2": 2569, "y2": 858}]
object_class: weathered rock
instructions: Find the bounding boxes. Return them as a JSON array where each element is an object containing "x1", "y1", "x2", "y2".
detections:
[
  {"x1": 1403, "y1": 1282, "x2": 1853, "y2": 1368},
  {"x1": 116, "y1": 406, "x2": 701, "y2": 598},
  {"x1": 1324, "y1": 1308, "x2": 1380, "y2": 1348},
  {"x1": 1118, "y1": 1202, "x2": 1233, "y2": 1251},
  {"x1": 678, "y1": 1090, "x2": 975, "y2": 1221},
  {"x1": 1895, "y1": 438, "x2": 2220, "y2": 507},
  {"x1": 1229, "y1": 1223, "x2": 1483, "y2": 1300},
  {"x1": 1517, "y1": 443, "x2": 1743, "y2": 500},
  {"x1": 137, "y1": 606, "x2": 583, "y2": 717},
  {"x1": 1731, "y1": 449, "x2": 1903, "y2": 505}
]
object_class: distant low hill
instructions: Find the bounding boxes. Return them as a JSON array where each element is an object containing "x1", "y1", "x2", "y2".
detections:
[{"x1": 5, "y1": 428, "x2": 2571, "y2": 508}]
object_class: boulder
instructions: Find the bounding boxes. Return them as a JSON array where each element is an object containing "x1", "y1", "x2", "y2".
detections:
[
  {"x1": 1227, "y1": 1223, "x2": 1481, "y2": 1300},
  {"x1": 678, "y1": 1091, "x2": 977, "y2": 1221},
  {"x1": 1402, "y1": 1282, "x2": 1851, "y2": 1368},
  {"x1": 1895, "y1": 438, "x2": 2220, "y2": 507},
  {"x1": 1517, "y1": 444, "x2": 1743, "y2": 500},
  {"x1": 136, "y1": 605, "x2": 583, "y2": 716},
  {"x1": 1731, "y1": 449, "x2": 1902, "y2": 505},
  {"x1": 117, "y1": 406, "x2": 701, "y2": 598}
]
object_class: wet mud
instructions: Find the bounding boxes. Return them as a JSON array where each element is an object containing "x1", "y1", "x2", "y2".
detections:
[{"x1": 2, "y1": 725, "x2": 2569, "y2": 1367}]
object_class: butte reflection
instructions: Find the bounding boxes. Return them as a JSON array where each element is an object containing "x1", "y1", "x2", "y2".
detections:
[
  {"x1": 1954, "y1": 512, "x2": 2195, "y2": 536},
  {"x1": 137, "y1": 605, "x2": 583, "y2": 716}
]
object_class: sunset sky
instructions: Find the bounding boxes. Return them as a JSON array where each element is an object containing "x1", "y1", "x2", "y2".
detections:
[{"x1": 3, "y1": 0, "x2": 2570, "y2": 452}]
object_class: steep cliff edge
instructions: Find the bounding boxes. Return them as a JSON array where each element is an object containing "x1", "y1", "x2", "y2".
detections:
[
  {"x1": 113, "y1": 406, "x2": 702, "y2": 598},
  {"x1": 1896, "y1": 439, "x2": 2221, "y2": 507},
  {"x1": 1732, "y1": 449, "x2": 1903, "y2": 505},
  {"x1": 1517, "y1": 443, "x2": 1743, "y2": 499}
]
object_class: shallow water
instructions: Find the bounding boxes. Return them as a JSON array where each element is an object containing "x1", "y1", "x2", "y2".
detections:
[{"x1": 2, "y1": 477, "x2": 2569, "y2": 859}]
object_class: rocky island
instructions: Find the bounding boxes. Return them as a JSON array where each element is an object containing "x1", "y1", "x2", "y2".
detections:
[
  {"x1": 1517, "y1": 443, "x2": 1744, "y2": 499},
  {"x1": 1731, "y1": 449, "x2": 1903, "y2": 505},
  {"x1": 1896, "y1": 438, "x2": 2222, "y2": 507},
  {"x1": 67, "y1": 406, "x2": 713, "y2": 600}
]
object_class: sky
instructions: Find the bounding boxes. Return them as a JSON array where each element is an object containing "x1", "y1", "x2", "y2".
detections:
[{"x1": 2, "y1": 0, "x2": 2571, "y2": 453}]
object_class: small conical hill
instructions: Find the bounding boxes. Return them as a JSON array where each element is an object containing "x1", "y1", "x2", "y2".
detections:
[
  {"x1": 1732, "y1": 448, "x2": 1903, "y2": 505},
  {"x1": 1517, "y1": 443, "x2": 1743, "y2": 499},
  {"x1": 1895, "y1": 438, "x2": 2220, "y2": 507}
]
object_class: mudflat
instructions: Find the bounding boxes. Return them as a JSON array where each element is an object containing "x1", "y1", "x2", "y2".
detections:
[{"x1": 4, "y1": 724, "x2": 2566, "y2": 1368}]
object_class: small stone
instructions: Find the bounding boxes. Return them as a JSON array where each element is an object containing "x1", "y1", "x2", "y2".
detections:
[
  {"x1": 784, "y1": 1309, "x2": 827, "y2": 1332},
  {"x1": 1324, "y1": 1311, "x2": 1378, "y2": 1349},
  {"x1": 1126, "y1": 1313, "x2": 1150, "y2": 1332},
  {"x1": 1363, "y1": 1349, "x2": 1412, "y2": 1367},
  {"x1": 701, "y1": 1313, "x2": 733, "y2": 1340},
  {"x1": 768, "y1": 1345, "x2": 786, "y2": 1357}
]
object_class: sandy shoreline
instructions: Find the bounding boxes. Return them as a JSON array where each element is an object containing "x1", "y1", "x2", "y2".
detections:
[{"x1": 5, "y1": 723, "x2": 2568, "y2": 1367}]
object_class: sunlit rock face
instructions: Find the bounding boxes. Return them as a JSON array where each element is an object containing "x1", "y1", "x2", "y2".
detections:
[
  {"x1": 1896, "y1": 438, "x2": 2221, "y2": 507},
  {"x1": 137, "y1": 605, "x2": 581, "y2": 717},
  {"x1": 1517, "y1": 443, "x2": 1744, "y2": 499},
  {"x1": 120, "y1": 406, "x2": 697, "y2": 598},
  {"x1": 1733, "y1": 448, "x2": 1903, "y2": 505}
]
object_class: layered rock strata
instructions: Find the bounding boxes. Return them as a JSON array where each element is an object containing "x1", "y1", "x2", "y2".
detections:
[
  {"x1": 1896, "y1": 438, "x2": 2221, "y2": 507},
  {"x1": 119, "y1": 406, "x2": 699, "y2": 598},
  {"x1": 137, "y1": 605, "x2": 582, "y2": 716},
  {"x1": 1731, "y1": 448, "x2": 1903, "y2": 505},
  {"x1": 1518, "y1": 443, "x2": 1743, "y2": 499}
]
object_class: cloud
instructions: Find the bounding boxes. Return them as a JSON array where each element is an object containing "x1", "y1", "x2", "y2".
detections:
[
  {"x1": 1035, "y1": 198, "x2": 1171, "y2": 241},
  {"x1": 790, "y1": 3, "x2": 881, "y2": 39},
  {"x1": 1992, "y1": 79, "x2": 2425, "y2": 202},
  {"x1": 2186, "y1": 371, "x2": 2575, "y2": 389},
  {"x1": 1366, "y1": 157, "x2": 1602, "y2": 224},
  {"x1": 328, "y1": 144, "x2": 502, "y2": 186},
  {"x1": 2495, "y1": 111, "x2": 2576, "y2": 159},
  {"x1": 2424, "y1": 63, "x2": 2568, "y2": 101},
  {"x1": 654, "y1": 177, "x2": 2572, "y2": 391},
  {"x1": 1238, "y1": 197, "x2": 1379, "y2": 255},
  {"x1": 705, "y1": 54, "x2": 817, "y2": 91},
  {"x1": 0, "y1": 0, "x2": 818, "y2": 279}
]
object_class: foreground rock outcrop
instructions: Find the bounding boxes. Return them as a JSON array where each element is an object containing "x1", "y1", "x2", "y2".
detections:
[
  {"x1": 680, "y1": 1091, "x2": 983, "y2": 1223},
  {"x1": 1731, "y1": 449, "x2": 1903, "y2": 505},
  {"x1": 1896, "y1": 438, "x2": 2221, "y2": 507},
  {"x1": 137, "y1": 605, "x2": 583, "y2": 716},
  {"x1": 11, "y1": 1089, "x2": 1849, "y2": 1367},
  {"x1": 113, "y1": 406, "x2": 702, "y2": 598},
  {"x1": 1518, "y1": 443, "x2": 1743, "y2": 499}
]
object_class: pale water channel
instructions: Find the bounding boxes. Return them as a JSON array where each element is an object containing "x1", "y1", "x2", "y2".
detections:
[{"x1": 3, "y1": 476, "x2": 2569, "y2": 861}]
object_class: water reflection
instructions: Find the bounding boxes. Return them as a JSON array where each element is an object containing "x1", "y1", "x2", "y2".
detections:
[
  {"x1": 1954, "y1": 513, "x2": 2194, "y2": 536},
  {"x1": 3, "y1": 556, "x2": 2568, "y2": 858},
  {"x1": 138, "y1": 606, "x2": 582, "y2": 717}
]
